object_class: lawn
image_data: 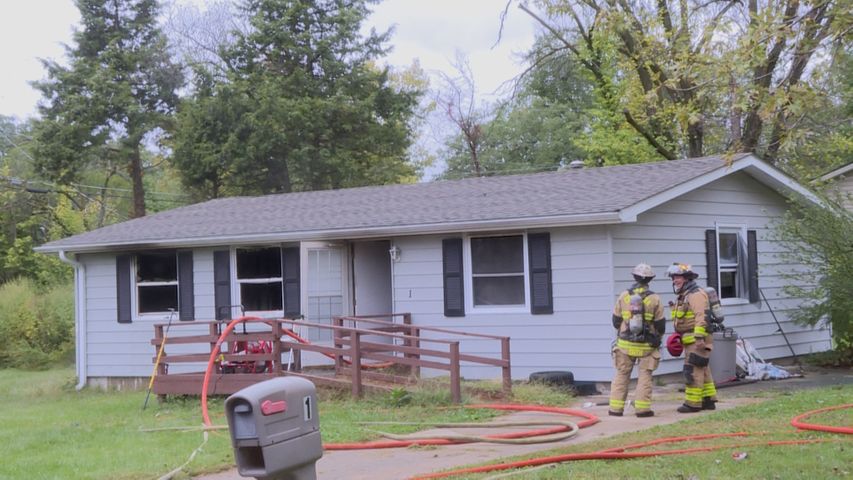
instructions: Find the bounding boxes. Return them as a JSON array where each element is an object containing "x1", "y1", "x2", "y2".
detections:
[
  {"x1": 0, "y1": 367, "x2": 563, "y2": 479},
  {"x1": 438, "y1": 384, "x2": 853, "y2": 480},
  {"x1": 1, "y1": 368, "x2": 849, "y2": 479}
]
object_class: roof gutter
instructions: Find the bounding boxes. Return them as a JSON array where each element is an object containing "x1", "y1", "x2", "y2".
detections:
[
  {"x1": 36, "y1": 211, "x2": 622, "y2": 254},
  {"x1": 59, "y1": 251, "x2": 87, "y2": 391}
]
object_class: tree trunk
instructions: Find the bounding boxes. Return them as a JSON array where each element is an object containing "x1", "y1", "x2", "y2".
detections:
[
  {"x1": 129, "y1": 144, "x2": 146, "y2": 218},
  {"x1": 687, "y1": 120, "x2": 704, "y2": 158}
]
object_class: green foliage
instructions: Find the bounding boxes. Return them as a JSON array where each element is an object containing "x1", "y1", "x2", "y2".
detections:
[
  {"x1": 532, "y1": 0, "x2": 848, "y2": 164},
  {"x1": 0, "y1": 279, "x2": 74, "y2": 369},
  {"x1": 32, "y1": 0, "x2": 183, "y2": 218},
  {"x1": 386, "y1": 387, "x2": 414, "y2": 407},
  {"x1": 440, "y1": 40, "x2": 595, "y2": 178},
  {"x1": 171, "y1": 0, "x2": 422, "y2": 199},
  {"x1": 0, "y1": 118, "x2": 73, "y2": 287},
  {"x1": 771, "y1": 194, "x2": 853, "y2": 359}
]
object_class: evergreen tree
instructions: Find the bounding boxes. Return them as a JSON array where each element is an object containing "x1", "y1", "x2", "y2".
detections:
[
  {"x1": 33, "y1": 0, "x2": 183, "y2": 218},
  {"x1": 171, "y1": 0, "x2": 421, "y2": 198}
]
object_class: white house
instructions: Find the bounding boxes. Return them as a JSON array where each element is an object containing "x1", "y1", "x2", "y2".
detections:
[
  {"x1": 36, "y1": 154, "x2": 832, "y2": 389},
  {"x1": 816, "y1": 161, "x2": 853, "y2": 211}
]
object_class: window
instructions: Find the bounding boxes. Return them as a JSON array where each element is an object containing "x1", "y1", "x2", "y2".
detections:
[
  {"x1": 135, "y1": 253, "x2": 178, "y2": 314},
  {"x1": 718, "y1": 230, "x2": 746, "y2": 299},
  {"x1": 708, "y1": 226, "x2": 758, "y2": 303},
  {"x1": 469, "y1": 235, "x2": 526, "y2": 307},
  {"x1": 236, "y1": 247, "x2": 283, "y2": 312},
  {"x1": 443, "y1": 233, "x2": 551, "y2": 316}
]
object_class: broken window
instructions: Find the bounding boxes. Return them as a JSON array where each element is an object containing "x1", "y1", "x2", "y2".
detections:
[
  {"x1": 237, "y1": 247, "x2": 283, "y2": 312},
  {"x1": 136, "y1": 252, "x2": 178, "y2": 314}
]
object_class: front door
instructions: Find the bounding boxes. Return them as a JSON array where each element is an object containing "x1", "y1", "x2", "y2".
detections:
[
  {"x1": 304, "y1": 243, "x2": 348, "y2": 342},
  {"x1": 352, "y1": 240, "x2": 393, "y2": 317}
]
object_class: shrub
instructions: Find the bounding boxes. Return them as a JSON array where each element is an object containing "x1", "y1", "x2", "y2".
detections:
[
  {"x1": 772, "y1": 193, "x2": 853, "y2": 364},
  {"x1": 0, "y1": 279, "x2": 74, "y2": 369}
]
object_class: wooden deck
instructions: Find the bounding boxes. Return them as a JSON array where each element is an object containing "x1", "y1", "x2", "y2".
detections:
[{"x1": 150, "y1": 314, "x2": 511, "y2": 402}]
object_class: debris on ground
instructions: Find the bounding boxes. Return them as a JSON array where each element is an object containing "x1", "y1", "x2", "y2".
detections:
[{"x1": 736, "y1": 338, "x2": 797, "y2": 380}]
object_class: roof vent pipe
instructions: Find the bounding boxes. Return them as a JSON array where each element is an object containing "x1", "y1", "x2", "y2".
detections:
[{"x1": 568, "y1": 160, "x2": 585, "y2": 169}]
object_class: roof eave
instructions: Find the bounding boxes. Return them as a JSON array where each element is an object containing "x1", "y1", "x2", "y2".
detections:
[
  {"x1": 618, "y1": 154, "x2": 823, "y2": 222},
  {"x1": 35, "y1": 211, "x2": 623, "y2": 254},
  {"x1": 816, "y1": 162, "x2": 853, "y2": 182}
]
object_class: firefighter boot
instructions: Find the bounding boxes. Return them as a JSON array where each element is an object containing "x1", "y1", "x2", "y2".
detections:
[
  {"x1": 677, "y1": 403, "x2": 702, "y2": 413},
  {"x1": 702, "y1": 398, "x2": 717, "y2": 410},
  {"x1": 636, "y1": 410, "x2": 654, "y2": 418}
]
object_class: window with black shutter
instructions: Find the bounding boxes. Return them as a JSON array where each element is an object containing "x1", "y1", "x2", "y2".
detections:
[
  {"x1": 706, "y1": 226, "x2": 758, "y2": 302},
  {"x1": 116, "y1": 251, "x2": 195, "y2": 322},
  {"x1": 443, "y1": 232, "x2": 553, "y2": 314},
  {"x1": 135, "y1": 252, "x2": 178, "y2": 314}
]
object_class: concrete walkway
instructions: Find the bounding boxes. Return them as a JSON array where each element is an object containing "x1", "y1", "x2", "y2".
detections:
[{"x1": 197, "y1": 366, "x2": 853, "y2": 480}]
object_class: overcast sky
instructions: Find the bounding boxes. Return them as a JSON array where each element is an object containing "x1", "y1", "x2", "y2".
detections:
[{"x1": 0, "y1": 0, "x2": 540, "y2": 120}]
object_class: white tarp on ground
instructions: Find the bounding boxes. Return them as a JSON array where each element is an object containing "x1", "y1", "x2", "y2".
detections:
[{"x1": 735, "y1": 338, "x2": 793, "y2": 380}]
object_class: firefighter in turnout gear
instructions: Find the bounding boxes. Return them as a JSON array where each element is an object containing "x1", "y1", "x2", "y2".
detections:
[
  {"x1": 667, "y1": 263, "x2": 718, "y2": 413},
  {"x1": 608, "y1": 263, "x2": 665, "y2": 417}
]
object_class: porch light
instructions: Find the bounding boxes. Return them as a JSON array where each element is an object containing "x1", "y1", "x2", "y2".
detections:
[{"x1": 389, "y1": 245, "x2": 401, "y2": 262}]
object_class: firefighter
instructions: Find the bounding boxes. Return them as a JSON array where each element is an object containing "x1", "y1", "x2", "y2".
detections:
[
  {"x1": 666, "y1": 263, "x2": 718, "y2": 413},
  {"x1": 608, "y1": 263, "x2": 665, "y2": 417}
]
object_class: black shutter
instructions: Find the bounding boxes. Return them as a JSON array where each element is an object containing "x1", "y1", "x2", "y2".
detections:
[
  {"x1": 705, "y1": 229, "x2": 719, "y2": 290},
  {"x1": 116, "y1": 254, "x2": 132, "y2": 324},
  {"x1": 178, "y1": 251, "x2": 195, "y2": 321},
  {"x1": 442, "y1": 238, "x2": 465, "y2": 317},
  {"x1": 282, "y1": 246, "x2": 301, "y2": 317},
  {"x1": 747, "y1": 230, "x2": 759, "y2": 303},
  {"x1": 528, "y1": 232, "x2": 553, "y2": 314},
  {"x1": 213, "y1": 250, "x2": 232, "y2": 320}
]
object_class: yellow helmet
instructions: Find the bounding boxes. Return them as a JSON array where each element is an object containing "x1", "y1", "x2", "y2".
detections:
[{"x1": 666, "y1": 262, "x2": 698, "y2": 279}]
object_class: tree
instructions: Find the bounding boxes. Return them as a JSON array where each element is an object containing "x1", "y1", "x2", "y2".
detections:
[
  {"x1": 525, "y1": 0, "x2": 849, "y2": 163},
  {"x1": 33, "y1": 0, "x2": 183, "y2": 218},
  {"x1": 0, "y1": 117, "x2": 72, "y2": 287},
  {"x1": 434, "y1": 54, "x2": 491, "y2": 177},
  {"x1": 440, "y1": 40, "x2": 596, "y2": 178},
  {"x1": 170, "y1": 0, "x2": 422, "y2": 198},
  {"x1": 773, "y1": 194, "x2": 853, "y2": 364}
]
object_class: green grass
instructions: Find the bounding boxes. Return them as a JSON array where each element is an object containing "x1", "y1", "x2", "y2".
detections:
[
  {"x1": 0, "y1": 368, "x2": 571, "y2": 479},
  {"x1": 4, "y1": 368, "x2": 848, "y2": 480},
  {"x1": 445, "y1": 384, "x2": 853, "y2": 480}
]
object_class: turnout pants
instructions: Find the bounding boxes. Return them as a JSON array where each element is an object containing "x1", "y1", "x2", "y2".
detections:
[
  {"x1": 682, "y1": 342, "x2": 717, "y2": 408},
  {"x1": 609, "y1": 348, "x2": 660, "y2": 415}
]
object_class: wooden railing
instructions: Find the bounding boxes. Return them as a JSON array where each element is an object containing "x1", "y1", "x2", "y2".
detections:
[
  {"x1": 334, "y1": 314, "x2": 512, "y2": 401},
  {"x1": 150, "y1": 314, "x2": 511, "y2": 403}
]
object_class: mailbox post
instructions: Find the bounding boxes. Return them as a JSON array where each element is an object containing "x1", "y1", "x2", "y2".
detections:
[{"x1": 225, "y1": 377, "x2": 322, "y2": 480}]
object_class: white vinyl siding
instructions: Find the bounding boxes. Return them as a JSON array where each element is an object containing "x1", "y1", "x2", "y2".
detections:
[
  {"x1": 611, "y1": 172, "x2": 831, "y2": 377},
  {"x1": 74, "y1": 172, "x2": 831, "y2": 384},
  {"x1": 393, "y1": 226, "x2": 613, "y2": 381},
  {"x1": 80, "y1": 252, "x2": 214, "y2": 380},
  {"x1": 828, "y1": 175, "x2": 853, "y2": 211}
]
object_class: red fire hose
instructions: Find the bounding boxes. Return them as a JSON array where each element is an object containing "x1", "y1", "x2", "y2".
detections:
[
  {"x1": 410, "y1": 404, "x2": 852, "y2": 479},
  {"x1": 791, "y1": 403, "x2": 853, "y2": 434},
  {"x1": 201, "y1": 318, "x2": 851, "y2": 477}
]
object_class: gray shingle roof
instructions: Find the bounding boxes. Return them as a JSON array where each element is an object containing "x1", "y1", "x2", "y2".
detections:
[{"x1": 38, "y1": 154, "x2": 750, "y2": 252}]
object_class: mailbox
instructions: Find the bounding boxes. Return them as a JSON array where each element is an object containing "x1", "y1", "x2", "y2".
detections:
[{"x1": 225, "y1": 377, "x2": 322, "y2": 480}]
